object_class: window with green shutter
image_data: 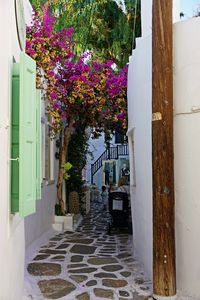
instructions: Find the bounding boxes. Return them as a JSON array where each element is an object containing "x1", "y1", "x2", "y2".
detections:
[
  {"x1": 11, "y1": 52, "x2": 37, "y2": 217},
  {"x1": 36, "y1": 89, "x2": 42, "y2": 200}
]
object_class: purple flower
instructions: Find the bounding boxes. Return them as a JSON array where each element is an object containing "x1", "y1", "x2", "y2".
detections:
[
  {"x1": 117, "y1": 112, "x2": 126, "y2": 120},
  {"x1": 50, "y1": 92, "x2": 58, "y2": 100},
  {"x1": 47, "y1": 70, "x2": 55, "y2": 77}
]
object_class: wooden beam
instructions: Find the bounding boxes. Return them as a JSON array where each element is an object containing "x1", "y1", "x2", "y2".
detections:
[{"x1": 152, "y1": 0, "x2": 176, "y2": 297}]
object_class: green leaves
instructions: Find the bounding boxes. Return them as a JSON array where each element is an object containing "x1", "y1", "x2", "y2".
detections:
[
  {"x1": 63, "y1": 173, "x2": 71, "y2": 180},
  {"x1": 63, "y1": 162, "x2": 73, "y2": 171},
  {"x1": 63, "y1": 162, "x2": 73, "y2": 181},
  {"x1": 32, "y1": 0, "x2": 141, "y2": 67}
]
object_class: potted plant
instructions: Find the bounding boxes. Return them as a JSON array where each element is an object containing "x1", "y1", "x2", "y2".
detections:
[{"x1": 54, "y1": 162, "x2": 76, "y2": 231}]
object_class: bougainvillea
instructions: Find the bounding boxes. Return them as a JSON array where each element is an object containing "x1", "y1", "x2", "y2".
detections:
[
  {"x1": 46, "y1": 57, "x2": 128, "y2": 134},
  {"x1": 26, "y1": 8, "x2": 127, "y2": 133},
  {"x1": 26, "y1": 7, "x2": 128, "y2": 214},
  {"x1": 26, "y1": 8, "x2": 75, "y2": 87}
]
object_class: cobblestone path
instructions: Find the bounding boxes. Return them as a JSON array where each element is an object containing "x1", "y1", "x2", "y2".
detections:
[{"x1": 24, "y1": 203, "x2": 152, "y2": 300}]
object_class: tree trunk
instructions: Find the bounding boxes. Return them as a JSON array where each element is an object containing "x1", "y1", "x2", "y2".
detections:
[
  {"x1": 152, "y1": 0, "x2": 176, "y2": 297},
  {"x1": 57, "y1": 119, "x2": 74, "y2": 215}
]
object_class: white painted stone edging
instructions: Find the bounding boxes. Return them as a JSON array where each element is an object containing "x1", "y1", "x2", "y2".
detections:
[
  {"x1": 54, "y1": 214, "x2": 83, "y2": 231},
  {"x1": 153, "y1": 295, "x2": 177, "y2": 300}
]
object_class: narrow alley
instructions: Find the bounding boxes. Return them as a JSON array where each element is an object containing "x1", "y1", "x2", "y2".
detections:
[
  {"x1": 2, "y1": 1, "x2": 200, "y2": 299},
  {"x1": 24, "y1": 195, "x2": 151, "y2": 300}
]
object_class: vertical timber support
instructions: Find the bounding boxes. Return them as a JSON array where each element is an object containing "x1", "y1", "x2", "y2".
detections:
[{"x1": 152, "y1": 1, "x2": 176, "y2": 299}]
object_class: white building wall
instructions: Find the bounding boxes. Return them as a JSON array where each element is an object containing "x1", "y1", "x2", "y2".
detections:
[
  {"x1": 23, "y1": 0, "x2": 58, "y2": 246},
  {"x1": 173, "y1": 0, "x2": 181, "y2": 23},
  {"x1": 23, "y1": 0, "x2": 58, "y2": 248},
  {"x1": 141, "y1": 0, "x2": 180, "y2": 38},
  {"x1": 128, "y1": 0, "x2": 200, "y2": 297},
  {"x1": 0, "y1": 1, "x2": 57, "y2": 298},
  {"x1": 141, "y1": 0, "x2": 152, "y2": 38},
  {"x1": 24, "y1": 167, "x2": 57, "y2": 247},
  {"x1": 0, "y1": 1, "x2": 25, "y2": 299},
  {"x1": 127, "y1": 35, "x2": 153, "y2": 278},
  {"x1": 86, "y1": 134, "x2": 106, "y2": 186},
  {"x1": 174, "y1": 17, "x2": 200, "y2": 297}
]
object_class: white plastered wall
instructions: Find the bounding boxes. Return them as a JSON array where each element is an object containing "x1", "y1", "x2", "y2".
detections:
[
  {"x1": 23, "y1": 0, "x2": 57, "y2": 248},
  {"x1": 86, "y1": 134, "x2": 106, "y2": 187},
  {"x1": 127, "y1": 0, "x2": 181, "y2": 283},
  {"x1": 127, "y1": 34, "x2": 153, "y2": 278},
  {"x1": 128, "y1": 0, "x2": 200, "y2": 297},
  {"x1": 0, "y1": 1, "x2": 58, "y2": 298},
  {"x1": 128, "y1": 0, "x2": 153, "y2": 280},
  {"x1": 0, "y1": 1, "x2": 25, "y2": 299},
  {"x1": 24, "y1": 165, "x2": 57, "y2": 247},
  {"x1": 174, "y1": 17, "x2": 200, "y2": 298}
]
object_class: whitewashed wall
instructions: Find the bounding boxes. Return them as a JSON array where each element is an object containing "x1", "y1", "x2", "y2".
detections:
[
  {"x1": 23, "y1": 0, "x2": 57, "y2": 248},
  {"x1": 174, "y1": 17, "x2": 200, "y2": 298},
  {"x1": 173, "y1": 0, "x2": 181, "y2": 23},
  {"x1": 24, "y1": 164, "x2": 57, "y2": 247},
  {"x1": 0, "y1": 1, "x2": 58, "y2": 298},
  {"x1": 127, "y1": 0, "x2": 154, "y2": 279},
  {"x1": 0, "y1": 1, "x2": 25, "y2": 299},
  {"x1": 140, "y1": 0, "x2": 180, "y2": 37},
  {"x1": 140, "y1": 0, "x2": 152, "y2": 38},
  {"x1": 128, "y1": 0, "x2": 200, "y2": 298},
  {"x1": 127, "y1": 35, "x2": 153, "y2": 278},
  {"x1": 86, "y1": 134, "x2": 106, "y2": 186}
]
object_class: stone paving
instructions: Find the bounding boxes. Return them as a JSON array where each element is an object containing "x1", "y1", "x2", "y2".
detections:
[{"x1": 24, "y1": 201, "x2": 152, "y2": 300}]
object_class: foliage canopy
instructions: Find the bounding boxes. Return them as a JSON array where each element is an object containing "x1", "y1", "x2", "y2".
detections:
[
  {"x1": 26, "y1": 8, "x2": 128, "y2": 214},
  {"x1": 30, "y1": 0, "x2": 141, "y2": 67}
]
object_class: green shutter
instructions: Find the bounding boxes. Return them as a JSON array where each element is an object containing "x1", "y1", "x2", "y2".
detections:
[
  {"x1": 11, "y1": 52, "x2": 37, "y2": 217},
  {"x1": 11, "y1": 64, "x2": 20, "y2": 213},
  {"x1": 36, "y1": 89, "x2": 42, "y2": 200}
]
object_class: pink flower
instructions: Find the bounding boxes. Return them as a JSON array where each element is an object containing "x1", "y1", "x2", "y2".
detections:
[{"x1": 50, "y1": 92, "x2": 58, "y2": 100}]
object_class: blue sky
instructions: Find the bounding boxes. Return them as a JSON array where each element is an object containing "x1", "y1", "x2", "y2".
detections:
[{"x1": 181, "y1": 0, "x2": 200, "y2": 18}]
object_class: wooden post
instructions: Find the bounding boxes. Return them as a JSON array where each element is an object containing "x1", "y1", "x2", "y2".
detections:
[{"x1": 152, "y1": 0, "x2": 176, "y2": 298}]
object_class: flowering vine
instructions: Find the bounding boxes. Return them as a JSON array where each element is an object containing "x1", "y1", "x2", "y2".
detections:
[{"x1": 26, "y1": 7, "x2": 128, "y2": 214}]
